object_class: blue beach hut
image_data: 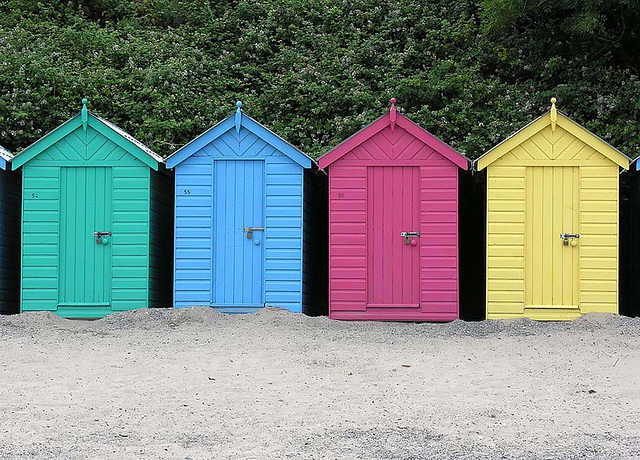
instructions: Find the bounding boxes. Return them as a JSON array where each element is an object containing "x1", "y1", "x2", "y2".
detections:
[
  {"x1": 0, "y1": 145, "x2": 21, "y2": 314},
  {"x1": 166, "y1": 102, "x2": 326, "y2": 314}
]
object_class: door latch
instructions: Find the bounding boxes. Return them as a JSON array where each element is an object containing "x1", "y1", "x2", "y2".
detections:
[
  {"x1": 560, "y1": 233, "x2": 579, "y2": 246},
  {"x1": 400, "y1": 231, "x2": 420, "y2": 245},
  {"x1": 242, "y1": 227, "x2": 264, "y2": 239},
  {"x1": 93, "y1": 231, "x2": 112, "y2": 245}
]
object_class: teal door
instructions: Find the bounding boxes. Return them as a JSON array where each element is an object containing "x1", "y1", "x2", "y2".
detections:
[
  {"x1": 212, "y1": 160, "x2": 264, "y2": 309},
  {"x1": 59, "y1": 167, "x2": 113, "y2": 314}
]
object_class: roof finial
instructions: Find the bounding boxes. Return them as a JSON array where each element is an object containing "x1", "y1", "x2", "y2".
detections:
[
  {"x1": 550, "y1": 97, "x2": 557, "y2": 132},
  {"x1": 390, "y1": 97, "x2": 397, "y2": 132},
  {"x1": 235, "y1": 101, "x2": 242, "y2": 133},
  {"x1": 81, "y1": 98, "x2": 88, "y2": 132}
]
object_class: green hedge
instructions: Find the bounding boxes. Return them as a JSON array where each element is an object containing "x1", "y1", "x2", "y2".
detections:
[{"x1": 0, "y1": 0, "x2": 638, "y2": 159}]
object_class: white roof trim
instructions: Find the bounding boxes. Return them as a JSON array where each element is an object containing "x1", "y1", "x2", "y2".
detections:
[
  {"x1": 0, "y1": 145, "x2": 13, "y2": 162},
  {"x1": 91, "y1": 112, "x2": 164, "y2": 163}
]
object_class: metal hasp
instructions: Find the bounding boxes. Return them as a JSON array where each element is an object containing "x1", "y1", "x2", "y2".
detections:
[
  {"x1": 93, "y1": 231, "x2": 112, "y2": 245},
  {"x1": 560, "y1": 233, "x2": 580, "y2": 246},
  {"x1": 401, "y1": 231, "x2": 420, "y2": 245},
  {"x1": 243, "y1": 227, "x2": 264, "y2": 239}
]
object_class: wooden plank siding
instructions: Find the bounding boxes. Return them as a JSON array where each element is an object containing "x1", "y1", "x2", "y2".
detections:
[
  {"x1": 420, "y1": 157, "x2": 459, "y2": 318},
  {"x1": 21, "y1": 164, "x2": 61, "y2": 312},
  {"x1": 18, "y1": 116, "x2": 165, "y2": 318},
  {"x1": 171, "y1": 120, "x2": 316, "y2": 313},
  {"x1": 325, "y1": 114, "x2": 466, "y2": 321},
  {"x1": 328, "y1": 164, "x2": 368, "y2": 313},
  {"x1": 264, "y1": 154, "x2": 304, "y2": 312},
  {"x1": 110, "y1": 165, "x2": 150, "y2": 312},
  {"x1": 579, "y1": 163, "x2": 619, "y2": 313},
  {"x1": 481, "y1": 109, "x2": 627, "y2": 320},
  {"x1": 173, "y1": 152, "x2": 213, "y2": 307},
  {"x1": 486, "y1": 162, "x2": 526, "y2": 316}
]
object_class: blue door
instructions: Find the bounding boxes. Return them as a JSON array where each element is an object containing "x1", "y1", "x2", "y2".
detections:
[{"x1": 213, "y1": 160, "x2": 264, "y2": 309}]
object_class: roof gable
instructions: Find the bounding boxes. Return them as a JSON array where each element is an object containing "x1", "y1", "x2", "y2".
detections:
[
  {"x1": 166, "y1": 102, "x2": 313, "y2": 169},
  {"x1": 12, "y1": 100, "x2": 162, "y2": 171},
  {"x1": 476, "y1": 99, "x2": 630, "y2": 170},
  {"x1": 318, "y1": 99, "x2": 469, "y2": 170}
]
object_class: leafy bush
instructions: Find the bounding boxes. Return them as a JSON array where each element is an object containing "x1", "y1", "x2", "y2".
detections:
[{"x1": 0, "y1": 0, "x2": 638, "y2": 159}]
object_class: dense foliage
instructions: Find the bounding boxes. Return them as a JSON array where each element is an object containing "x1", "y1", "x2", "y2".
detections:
[{"x1": 0, "y1": 0, "x2": 638, "y2": 159}]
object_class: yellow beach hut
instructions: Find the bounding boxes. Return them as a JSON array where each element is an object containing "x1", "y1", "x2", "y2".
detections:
[{"x1": 476, "y1": 98, "x2": 630, "y2": 320}]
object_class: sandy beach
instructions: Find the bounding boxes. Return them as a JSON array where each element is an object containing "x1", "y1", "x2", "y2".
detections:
[{"x1": 0, "y1": 308, "x2": 639, "y2": 459}]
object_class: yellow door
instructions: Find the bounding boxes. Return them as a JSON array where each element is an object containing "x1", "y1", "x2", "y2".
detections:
[{"x1": 525, "y1": 166, "x2": 580, "y2": 317}]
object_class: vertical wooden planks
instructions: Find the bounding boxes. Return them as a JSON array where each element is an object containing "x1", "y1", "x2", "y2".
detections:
[
  {"x1": 213, "y1": 159, "x2": 264, "y2": 307},
  {"x1": 524, "y1": 166, "x2": 578, "y2": 312},
  {"x1": 366, "y1": 166, "x2": 420, "y2": 307},
  {"x1": 542, "y1": 166, "x2": 552, "y2": 306},
  {"x1": 561, "y1": 167, "x2": 574, "y2": 306},
  {"x1": 59, "y1": 167, "x2": 112, "y2": 307}
]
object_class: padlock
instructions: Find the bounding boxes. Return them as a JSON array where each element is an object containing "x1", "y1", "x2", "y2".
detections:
[
  {"x1": 96, "y1": 237, "x2": 102, "y2": 244},
  {"x1": 247, "y1": 231, "x2": 253, "y2": 239}
]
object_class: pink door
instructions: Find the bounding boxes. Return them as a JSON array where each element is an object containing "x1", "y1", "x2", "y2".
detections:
[{"x1": 367, "y1": 166, "x2": 421, "y2": 308}]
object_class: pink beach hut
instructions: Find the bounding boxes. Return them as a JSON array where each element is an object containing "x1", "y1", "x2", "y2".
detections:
[{"x1": 318, "y1": 99, "x2": 469, "y2": 321}]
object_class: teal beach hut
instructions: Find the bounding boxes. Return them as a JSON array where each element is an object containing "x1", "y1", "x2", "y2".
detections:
[
  {"x1": 12, "y1": 99, "x2": 173, "y2": 318},
  {"x1": 166, "y1": 102, "x2": 327, "y2": 314},
  {"x1": 0, "y1": 145, "x2": 22, "y2": 314}
]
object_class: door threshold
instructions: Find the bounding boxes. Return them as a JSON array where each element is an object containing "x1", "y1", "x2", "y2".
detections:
[
  {"x1": 525, "y1": 304, "x2": 579, "y2": 310},
  {"x1": 366, "y1": 303, "x2": 420, "y2": 309},
  {"x1": 210, "y1": 304, "x2": 265, "y2": 314},
  {"x1": 210, "y1": 303, "x2": 264, "y2": 308},
  {"x1": 58, "y1": 303, "x2": 111, "y2": 307}
]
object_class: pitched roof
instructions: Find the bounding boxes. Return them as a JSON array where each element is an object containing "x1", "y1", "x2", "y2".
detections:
[
  {"x1": 318, "y1": 100, "x2": 469, "y2": 170},
  {"x1": 475, "y1": 103, "x2": 630, "y2": 170},
  {"x1": 166, "y1": 102, "x2": 314, "y2": 169},
  {"x1": 12, "y1": 101, "x2": 163, "y2": 170}
]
